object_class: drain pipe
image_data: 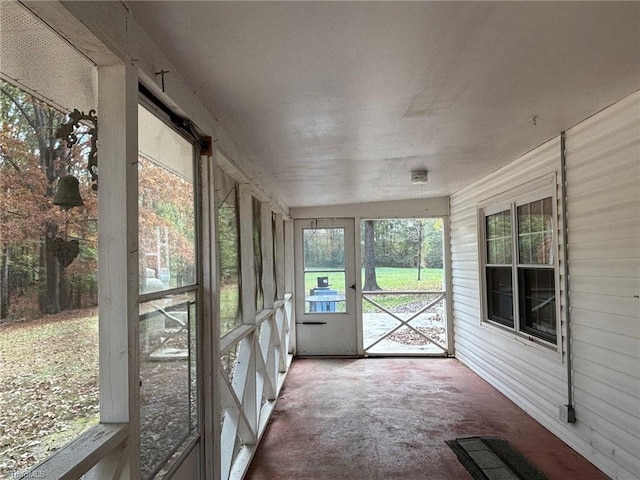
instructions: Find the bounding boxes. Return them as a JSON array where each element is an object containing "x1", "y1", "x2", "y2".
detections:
[{"x1": 560, "y1": 132, "x2": 576, "y2": 423}]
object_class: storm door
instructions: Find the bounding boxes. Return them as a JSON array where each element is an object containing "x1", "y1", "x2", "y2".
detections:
[{"x1": 295, "y1": 219, "x2": 357, "y2": 356}]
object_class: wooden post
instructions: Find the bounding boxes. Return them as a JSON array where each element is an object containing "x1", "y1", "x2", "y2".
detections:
[
  {"x1": 200, "y1": 145, "x2": 220, "y2": 480},
  {"x1": 96, "y1": 62, "x2": 139, "y2": 477}
]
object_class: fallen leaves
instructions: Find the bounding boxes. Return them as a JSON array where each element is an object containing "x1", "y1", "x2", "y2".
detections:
[{"x1": 0, "y1": 310, "x2": 99, "y2": 477}]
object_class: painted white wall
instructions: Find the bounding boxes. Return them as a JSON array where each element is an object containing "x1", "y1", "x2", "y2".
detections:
[{"x1": 450, "y1": 91, "x2": 640, "y2": 480}]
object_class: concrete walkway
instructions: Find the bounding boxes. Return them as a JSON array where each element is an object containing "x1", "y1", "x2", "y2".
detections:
[
  {"x1": 246, "y1": 358, "x2": 609, "y2": 480},
  {"x1": 363, "y1": 312, "x2": 447, "y2": 355}
]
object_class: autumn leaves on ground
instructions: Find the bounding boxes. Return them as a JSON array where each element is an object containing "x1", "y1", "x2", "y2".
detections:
[{"x1": 0, "y1": 308, "x2": 99, "y2": 477}]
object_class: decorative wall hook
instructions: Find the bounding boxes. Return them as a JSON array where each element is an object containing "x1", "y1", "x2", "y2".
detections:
[
  {"x1": 55, "y1": 109, "x2": 98, "y2": 191},
  {"x1": 155, "y1": 69, "x2": 170, "y2": 92}
]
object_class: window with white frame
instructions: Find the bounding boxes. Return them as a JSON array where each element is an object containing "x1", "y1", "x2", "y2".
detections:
[
  {"x1": 481, "y1": 189, "x2": 558, "y2": 345},
  {"x1": 138, "y1": 102, "x2": 200, "y2": 479}
]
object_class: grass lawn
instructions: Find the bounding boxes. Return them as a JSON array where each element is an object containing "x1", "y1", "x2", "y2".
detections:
[
  {"x1": 302, "y1": 267, "x2": 444, "y2": 312},
  {"x1": 304, "y1": 266, "x2": 443, "y2": 292},
  {"x1": 366, "y1": 266, "x2": 443, "y2": 291},
  {"x1": 0, "y1": 309, "x2": 99, "y2": 477}
]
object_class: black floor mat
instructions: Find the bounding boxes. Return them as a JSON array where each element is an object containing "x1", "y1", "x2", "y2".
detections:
[{"x1": 446, "y1": 436, "x2": 550, "y2": 480}]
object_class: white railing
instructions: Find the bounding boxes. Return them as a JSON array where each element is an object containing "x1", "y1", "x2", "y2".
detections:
[
  {"x1": 362, "y1": 290, "x2": 448, "y2": 355},
  {"x1": 21, "y1": 293, "x2": 293, "y2": 480},
  {"x1": 22, "y1": 423, "x2": 128, "y2": 480},
  {"x1": 221, "y1": 294, "x2": 293, "y2": 480}
]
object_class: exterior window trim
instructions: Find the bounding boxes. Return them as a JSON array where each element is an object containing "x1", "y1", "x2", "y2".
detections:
[{"x1": 478, "y1": 176, "x2": 561, "y2": 351}]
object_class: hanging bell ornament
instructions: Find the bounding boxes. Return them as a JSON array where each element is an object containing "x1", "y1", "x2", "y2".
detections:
[{"x1": 53, "y1": 175, "x2": 84, "y2": 209}]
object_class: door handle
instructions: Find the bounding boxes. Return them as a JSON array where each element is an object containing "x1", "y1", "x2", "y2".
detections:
[{"x1": 349, "y1": 284, "x2": 356, "y2": 290}]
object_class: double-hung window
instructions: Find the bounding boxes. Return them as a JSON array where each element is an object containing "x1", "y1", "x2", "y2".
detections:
[{"x1": 482, "y1": 188, "x2": 558, "y2": 346}]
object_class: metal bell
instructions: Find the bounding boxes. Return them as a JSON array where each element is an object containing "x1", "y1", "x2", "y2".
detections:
[{"x1": 53, "y1": 175, "x2": 84, "y2": 209}]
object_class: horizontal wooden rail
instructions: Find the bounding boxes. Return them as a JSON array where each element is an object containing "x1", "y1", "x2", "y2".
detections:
[{"x1": 25, "y1": 423, "x2": 128, "y2": 480}]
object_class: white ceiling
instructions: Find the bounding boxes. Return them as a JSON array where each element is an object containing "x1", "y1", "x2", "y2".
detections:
[{"x1": 126, "y1": 1, "x2": 640, "y2": 208}]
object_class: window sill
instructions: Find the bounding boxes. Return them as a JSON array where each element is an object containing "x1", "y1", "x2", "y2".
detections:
[{"x1": 482, "y1": 319, "x2": 561, "y2": 360}]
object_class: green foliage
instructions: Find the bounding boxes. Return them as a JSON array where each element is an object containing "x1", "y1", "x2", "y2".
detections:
[
  {"x1": 303, "y1": 228, "x2": 345, "y2": 269},
  {"x1": 219, "y1": 283, "x2": 241, "y2": 337},
  {"x1": 216, "y1": 174, "x2": 242, "y2": 337},
  {"x1": 1, "y1": 79, "x2": 98, "y2": 318},
  {"x1": 138, "y1": 156, "x2": 196, "y2": 288},
  {"x1": 217, "y1": 203, "x2": 240, "y2": 283},
  {"x1": 364, "y1": 218, "x2": 444, "y2": 269}
]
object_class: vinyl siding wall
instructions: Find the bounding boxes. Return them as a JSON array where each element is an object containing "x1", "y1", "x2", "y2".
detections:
[{"x1": 450, "y1": 91, "x2": 640, "y2": 480}]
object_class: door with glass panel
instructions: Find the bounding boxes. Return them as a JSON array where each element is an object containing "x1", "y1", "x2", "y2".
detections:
[{"x1": 295, "y1": 219, "x2": 357, "y2": 356}]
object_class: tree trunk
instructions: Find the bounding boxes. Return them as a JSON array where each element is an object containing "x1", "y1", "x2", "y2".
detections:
[
  {"x1": 59, "y1": 266, "x2": 69, "y2": 311},
  {"x1": 73, "y1": 278, "x2": 82, "y2": 309},
  {"x1": 0, "y1": 245, "x2": 9, "y2": 319},
  {"x1": 363, "y1": 220, "x2": 381, "y2": 291}
]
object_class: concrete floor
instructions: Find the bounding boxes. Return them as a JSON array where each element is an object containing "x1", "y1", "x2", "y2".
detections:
[{"x1": 246, "y1": 358, "x2": 610, "y2": 480}]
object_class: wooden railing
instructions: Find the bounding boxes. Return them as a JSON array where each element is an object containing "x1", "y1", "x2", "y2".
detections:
[
  {"x1": 221, "y1": 294, "x2": 294, "y2": 480},
  {"x1": 24, "y1": 423, "x2": 128, "y2": 480},
  {"x1": 22, "y1": 294, "x2": 293, "y2": 480}
]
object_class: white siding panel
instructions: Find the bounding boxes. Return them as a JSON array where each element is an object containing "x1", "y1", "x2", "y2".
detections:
[
  {"x1": 570, "y1": 275, "x2": 639, "y2": 298},
  {"x1": 572, "y1": 338, "x2": 640, "y2": 381},
  {"x1": 572, "y1": 325, "x2": 640, "y2": 368},
  {"x1": 568, "y1": 194, "x2": 640, "y2": 229},
  {"x1": 451, "y1": 91, "x2": 640, "y2": 479},
  {"x1": 572, "y1": 356, "x2": 639, "y2": 397},
  {"x1": 570, "y1": 217, "x2": 639, "y2": 244},
  {"x1": 572, "y1": 307, "x2": 640, "y2": 341},
  {"x1": 570, "y1": 257, "x2": 640, "y2": 278},
  {"x1": 570, "y1": 292, "x2": 640, "y2": 319},
  {"x1": 565, "y1": 90, "x2": 639, "y2": 480},
  {"x1": 570, "y1": 239, "x2": 640, "y2": 261}
]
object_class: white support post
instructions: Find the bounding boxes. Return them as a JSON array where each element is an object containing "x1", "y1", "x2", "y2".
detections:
[
  {"x1": 96, "y1": 62, "x2": 139, "y2": 478},
  {"x1": 354, "y1": 216, "x2": 364, "y2": 356},
  {"x1": 200, "y1": 146, "x2": 219, "y2": 480},
  {"x1": 275, "y1": 306, "x2": 286, "y2": 373},
  {"x1": 283, "y1": 220, "x2": 296, "y2": 354},
  {"x1": 443, "y1": 214, "x2": 454, "y2": 357}
]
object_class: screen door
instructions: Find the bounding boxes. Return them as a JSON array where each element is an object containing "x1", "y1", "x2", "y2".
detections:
[{"x1": 294, "y1": 219, "x2": 357, "y2": 355}]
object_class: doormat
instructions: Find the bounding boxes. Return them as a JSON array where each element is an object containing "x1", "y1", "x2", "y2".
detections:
[{"x1": 446, "y1": 436, "x2": 550, "y2": 480}]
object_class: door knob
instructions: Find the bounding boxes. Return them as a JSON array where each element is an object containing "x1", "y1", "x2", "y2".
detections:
[{"x1": 350, "y1": 284, "x2": 356, "y2": 290}]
